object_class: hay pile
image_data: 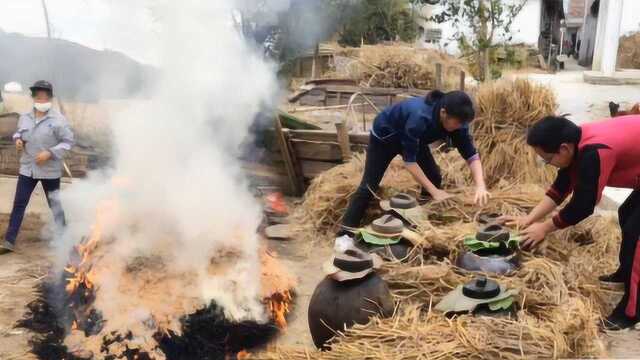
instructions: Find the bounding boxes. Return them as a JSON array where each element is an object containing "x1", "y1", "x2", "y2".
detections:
[
  {"x1": 292, "y1": 78, "x2": 557, "y2": 238},
  {"x1": 472, "y1": 79, "x2": 558, "y2": 186},
  {"x1": 292, "y1": 153, "x2": 417, "y2": 241},
  {"x1": 618, "y1": 31, "x2": 640, "y2": 69},
  {"x1": 330, "y1": 44, "x2": 466, "y2": 90},
  {"x1": 266, "y1": 211, "x2": 619, "y2": 359},
  {"x1": 276, "y1": 77, "x2": 621, "y2": 359}
]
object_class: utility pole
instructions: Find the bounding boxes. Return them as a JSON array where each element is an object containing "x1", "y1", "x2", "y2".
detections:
[{"x1": 41, "y1": 0, "x2": 52, "y2": 39}]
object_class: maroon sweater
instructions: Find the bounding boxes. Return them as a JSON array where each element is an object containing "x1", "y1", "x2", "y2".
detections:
[{"x1": 546, "y1": 116, "x2": 640, "y2": 229}]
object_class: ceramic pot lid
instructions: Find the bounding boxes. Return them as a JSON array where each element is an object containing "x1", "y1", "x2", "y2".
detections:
[
  {"x1": 389, "y1": 193, "x2": 418, "y2": 209},
  {"x1": 462, "y1": 277, "x2": 501, "y2": 299}
]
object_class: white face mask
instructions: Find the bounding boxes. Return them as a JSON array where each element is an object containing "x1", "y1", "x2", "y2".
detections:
[{"x1": 34, "y1": 102, "x2": 52, "y2": 113}]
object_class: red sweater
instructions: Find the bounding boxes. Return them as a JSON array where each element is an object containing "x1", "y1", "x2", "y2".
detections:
[{"x1": 546, "y1": 115, "x2": 640, "y2": 229}]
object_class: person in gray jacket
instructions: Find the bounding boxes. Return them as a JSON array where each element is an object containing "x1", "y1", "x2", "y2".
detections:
[{"x1": 0, "y1": 80, "x2": 74, "y2": 253}]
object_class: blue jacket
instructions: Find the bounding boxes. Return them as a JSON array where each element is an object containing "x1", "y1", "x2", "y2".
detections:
[{"x1": 371, "y1": 97, "x2": 478, "y2": 163}]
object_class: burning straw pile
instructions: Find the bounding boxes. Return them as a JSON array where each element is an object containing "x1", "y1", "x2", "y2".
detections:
[{"x1": 17, "y1": 199, "x2": 297, "y2": 360}]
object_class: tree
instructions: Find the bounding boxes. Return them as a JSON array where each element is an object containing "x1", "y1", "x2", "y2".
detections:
[
  {"x1": 331, "y1": 0, "x2": 419, "y2": 47},
  {"x1": 430, "y1": 0, "x2": 527, "y2": 81}
]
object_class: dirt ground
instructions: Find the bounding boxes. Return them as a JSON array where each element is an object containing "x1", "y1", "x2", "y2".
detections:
[
  {"x1": 0, "y1": 214, "x2": 49, "y2": 360},
  {"x1": 1, "y1": 183, "x2": 640, "y2": 358}
]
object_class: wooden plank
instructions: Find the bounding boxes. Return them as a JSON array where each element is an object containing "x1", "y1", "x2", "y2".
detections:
[
  {"x1": 288, "y1": 129, "x2": 369, "y2": 145},
  {"x1": 459, "y1": 71, "x2": 466, "y2": 91},
  {"x1": 275, "y1": 117, "x2": 303, "y2": 196},
  {"x1": 435, "y1": 63, "x2": 443, "y2": 89},
  {"x1": 242, "y1": 163, "x2": 290, "y2": 190},
  {"x1": 278, "y1": 111, "x2": 321, "y2": 130},
  {"x1": 300, "y1": 160, "x2": 337, "y2": 179},
  {"x1": 298, "y1": 88, "x2": 327, "y2": 106},
  {"x1": 305, "y1": 79, "x2": 357, "y2": 87},
  {"x1": 290, "y1": 139, "x2": 342, "y2": 161},
  {"x1": 319, "y1": 85, "x2": 408, "y2": 95},
  {"x1": 335, "y1": 121, "x2": 352, "y2": 161}
]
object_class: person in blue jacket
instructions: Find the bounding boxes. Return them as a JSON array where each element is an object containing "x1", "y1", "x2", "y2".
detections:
[{"x1": 342, "y1": 90, "x2": 490, "y2": 228}]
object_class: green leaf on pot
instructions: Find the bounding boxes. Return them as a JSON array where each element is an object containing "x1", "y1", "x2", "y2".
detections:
[
  {"x1": 488, "y1": 296, "x2": 514, "y2": 311},
  {"x1": 359, "y1": 230, "x2": 402, "y2": 245},
  {"x1": 464, "y1": 234, "x2": 521, "y2": 251},
  {"x1": 506, "y1": 235, "x2": 521, "y2": 249},
  {"x1": 463, "y1": 236, "x2": 501, "y2": 251}
]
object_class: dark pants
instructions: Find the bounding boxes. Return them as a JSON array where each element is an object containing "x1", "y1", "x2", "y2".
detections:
[
  {"x1": 4, "y1": 175, "x2": 66, "y2": 245},
  {"x1": 611, "y1": 190, "x2": 640, "y2": 319},
  {"x1": 341, "y1": 134, "x2": 441, "y2": 228}
]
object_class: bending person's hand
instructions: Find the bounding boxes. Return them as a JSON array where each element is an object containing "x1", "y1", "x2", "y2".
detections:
[{"x1": 474, "y1": 186, "x2": 491, "y2": 206}]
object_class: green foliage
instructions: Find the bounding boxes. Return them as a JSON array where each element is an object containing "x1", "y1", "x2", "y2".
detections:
[
  {"x1": 430, "y1": 0, "x2": 528, "y2": 81},
  {"x1": 332, "y1": 0, "x2": 419, "y2": 47}
]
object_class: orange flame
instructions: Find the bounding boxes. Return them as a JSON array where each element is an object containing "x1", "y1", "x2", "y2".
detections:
[
  {"x1": 265, "y1": 192, "x2": 287, "y2": 215},
  {"x1": 267, "y1": 290, "x2": 292, "y2": 329},
  {"x1": 237, "y1": 350, "x2": 250, "y2": 359}
]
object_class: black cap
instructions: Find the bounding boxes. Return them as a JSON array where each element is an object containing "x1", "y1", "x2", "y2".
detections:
[{"x1": 30, "y1": 80, "x2": 54, "y2": 96}]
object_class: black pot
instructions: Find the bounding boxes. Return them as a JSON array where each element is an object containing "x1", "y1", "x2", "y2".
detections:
[
  {"x1": 356, "y1": 241, "x2": 413, "y2": 262},
  {"x1": 308, "y1": 273, "x2": 394, "y2": 350},
  {"x1": 456, "y1": 248, "x2": 520, "y2": 275}
]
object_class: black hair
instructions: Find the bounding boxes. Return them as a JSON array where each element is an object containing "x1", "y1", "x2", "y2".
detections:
[
  {"x1": 527, "y1": 116, "x2": 581, "y2": 153},
  {"x1": 427, "y1": 90, "x2": 475, "y2": 123},
  {"x1": 31, "y1": 88, "x2": 53, "y2": 98}
]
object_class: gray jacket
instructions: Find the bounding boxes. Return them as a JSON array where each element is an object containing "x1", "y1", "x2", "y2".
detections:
[{"x1": 13, "y1": 109, "x2": 75, "y2": 179}]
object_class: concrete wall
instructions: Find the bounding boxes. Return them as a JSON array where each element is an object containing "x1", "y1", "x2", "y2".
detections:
[
  {"x1": 620, "y1": 0, "x2": 640, "y2": 34},
  {"x1": 415, "y1": 0, "x2": 542, "y2": 54},
  {"x1": 579, "y1": 0, "x2": 640, "y2": 67}
]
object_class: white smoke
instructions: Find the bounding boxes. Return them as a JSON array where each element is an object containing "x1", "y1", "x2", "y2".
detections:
[{"x1": 57, "y1": 0, "x2": 278, "y2": 322}]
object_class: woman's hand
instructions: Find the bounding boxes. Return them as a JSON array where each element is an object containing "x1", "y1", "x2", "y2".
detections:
[
  {"x1": 520, "y1": 221, "x2": 555, "y2": 250},
  {"x1": 35, "y1": 150, "x2": 52, "y2": 165},
  {"x1": 474, "y1": 186, "x2": 491, "y2": 206},
  {"x1": 15, "y1": 139, "x2": 24, "y2": 151},
  {"x1": 431, "y1": 189, "x2": 454, "y2": 202}
]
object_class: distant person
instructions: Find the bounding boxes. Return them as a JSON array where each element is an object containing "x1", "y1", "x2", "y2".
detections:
[
  {"x1": 500, "y1": 115, "x2": 640, "y2": 330},
  {"x1": 0, "y1": 81, "x2": 74, "y2": 253},
  {"x1": 340, "y1": 90, "x2": 490, "y2": 230}
]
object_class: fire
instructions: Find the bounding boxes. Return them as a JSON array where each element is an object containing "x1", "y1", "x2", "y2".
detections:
[
  {"x1": 264, "y1": 192, "x2": 287, "y2": 215},
  {"x1": 237, "y1": 350, "x2": 250, "y2": 359},
  {"x1": 266, "y1": 289, "x2": 293, "y2": 329}
]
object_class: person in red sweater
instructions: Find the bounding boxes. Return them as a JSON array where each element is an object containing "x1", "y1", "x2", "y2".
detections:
[{"x1": 501, "y1": 115, "x2": 640, "y2": 330}]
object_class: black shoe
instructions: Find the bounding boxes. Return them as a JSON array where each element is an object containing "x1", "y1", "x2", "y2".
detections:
[
  {"x1": 0, "y1": 240, "x2": 15, "y2": 254},
  {"x1": 601, "y1": 312, "x2": 639, "y2": 331}
]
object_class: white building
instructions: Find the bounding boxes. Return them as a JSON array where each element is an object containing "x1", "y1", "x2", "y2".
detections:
[
  {"x1": 415, "y1": 0, "x2": 546, "y2": 54},
  {"x1": 415, "y1": 0, "x2": 639, "y2": 63}
]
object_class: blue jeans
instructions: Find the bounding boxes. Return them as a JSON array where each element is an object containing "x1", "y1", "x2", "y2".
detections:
[{"x1": 4, "y1": 175, "x2": 66, "y2": 245}]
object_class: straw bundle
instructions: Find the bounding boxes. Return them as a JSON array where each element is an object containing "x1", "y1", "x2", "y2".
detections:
[
  {"x1": 618, "y1": 31, "x2": 640, "y2": 69},
  {"x1": 274, "y1": 209, "x2": 617, "y2": 359},
  {"x1": 472, "y1": 79, "x2": 558, "y2": 186},
  {"x1": 291, "y1": 154, "x2": 417, "y2": 241},
  {"x1": 331, "y1": 45, "x2": 466, "y2": 90},
  {"x1": 265, "y1": 297, "x2": 603, "y2": 359}
]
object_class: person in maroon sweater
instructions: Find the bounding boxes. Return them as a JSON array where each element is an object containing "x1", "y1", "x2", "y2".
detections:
[{"x1": 501, "y1": 115, "x2": 640, "y2": 330}]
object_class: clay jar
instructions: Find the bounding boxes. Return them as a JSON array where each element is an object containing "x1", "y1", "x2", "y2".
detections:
[
  {"x1": 357, "y1": 241, "x2": 412, "y2": 262},
  {"x1": 457, "y1": 246, "x2": 520, "y2": 275},
  {"x1": 308, "y1": 273, "x2": 394, "y2": 350}
]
